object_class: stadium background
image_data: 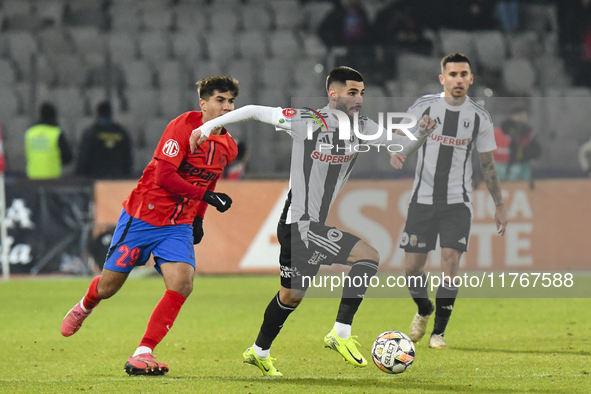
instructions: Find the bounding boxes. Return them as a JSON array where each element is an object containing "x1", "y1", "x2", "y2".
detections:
[{"x1": 0, "y1": 0, "x2": 590, "y2": 276}]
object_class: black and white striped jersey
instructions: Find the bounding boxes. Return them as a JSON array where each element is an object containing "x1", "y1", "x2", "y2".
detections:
[
  {"x1": 408, "y1": 93, "x2": 496, "y2": 205},
  {"x1": 274, "y1": 105, "x2": 389, "y2": 225}
]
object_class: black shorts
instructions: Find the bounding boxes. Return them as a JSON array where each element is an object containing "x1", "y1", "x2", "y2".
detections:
[
  {"x1": 400, "y1": 202, "x2": 472, "y2": 253},
  {"x1": 278, "y1": 221, "x2": 360, "y2": 290}
]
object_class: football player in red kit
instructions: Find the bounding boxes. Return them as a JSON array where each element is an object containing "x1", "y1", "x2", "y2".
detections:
[{"x1": 60, "y1": 76, "x2": 239, "y2": 375}]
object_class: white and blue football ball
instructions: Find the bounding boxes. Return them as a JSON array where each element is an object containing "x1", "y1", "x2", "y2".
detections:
[{"x1": 371, "y1": 331, "x2": 415, "y2": 374}]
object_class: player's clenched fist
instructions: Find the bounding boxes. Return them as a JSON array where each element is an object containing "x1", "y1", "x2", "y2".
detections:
[
  {"x1": 190, "y1": 127, "x2": 208, "y2": 153},
  {"x1": 417, "y1": 115, "x2": 437, "y2": 136},
  {"x1": 203, "y1": 190, "x2": 232, "y2": 212}
]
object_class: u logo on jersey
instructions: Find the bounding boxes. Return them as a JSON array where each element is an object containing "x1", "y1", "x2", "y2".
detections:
[
  {"x1": 327, "y1": 228, "x2": 343, "y2": 242},
  {"x1": 162, "y1": 139, "x2": 180, "y2": 157}
]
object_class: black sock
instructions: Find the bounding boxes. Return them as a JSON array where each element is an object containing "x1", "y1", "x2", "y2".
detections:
[
  {"x1": 255, "y1": 292, "x2": 296, "y2": 350},
  {"x1": 336, "y1": 260, "x2": 379, "y2": 325},
  {"x1": 406, "y1": 271, "x2": 433, "y2": 316},
  {"x1": 432, "y1": 282, "x2": 458, "y2": 336}
]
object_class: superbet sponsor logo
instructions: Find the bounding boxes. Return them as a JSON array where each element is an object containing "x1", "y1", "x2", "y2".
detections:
[
  {"x1": 429, "y1": 133, "x2": 472, "y2": 146},
  {"x1": 310, "y1": 150, "x2": 356, "y2": 164}
]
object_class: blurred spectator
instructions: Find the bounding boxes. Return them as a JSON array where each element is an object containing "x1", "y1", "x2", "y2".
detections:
[
  {"x1": 414, "y1": 0, "x2": 447, "y2": 30},
  {"x1": 373, "y1": 0, "x2": 431, "y2": 51},
  {"x1": 372, "y1": 0, "x2": 432, "y2": 80},
  {"x1": 443, "y1": 0, "x2": 496, "y2": 30},
  {"x1": 75, "y1": 101, "x2": 133, "y2": 179},
  {"x1": 493, "y1": 126, "x2": 512, "y2": 181},
  {"x1": 579, "y1": 137, "x2": 591, "y2": 177},
  {"x1": 557, "y1": 0, "x2": 591, "y2": 86},
  {"x1": 222, "y1": 139, "x2": 248, "y2": 180},
  {"x1": 493, "y1": 0, "x2": 520, "y2": 32},
  {"x1": 500, "y1": 107, "x2": 541, "y2": 181},
  {"x1": 24, "y1": 103, "x2": 73, "y2": 180},
  {"x1": 318, "y1": 0, "x2": 376, "y2": 82},
  {"x1": 318, "y1": 0, "x2": 371, "y2": 48}
]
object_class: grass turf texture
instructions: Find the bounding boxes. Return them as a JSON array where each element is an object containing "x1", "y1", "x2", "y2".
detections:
[{"x1": 1, "y1": 276, "x2": 590, "y2": 394}]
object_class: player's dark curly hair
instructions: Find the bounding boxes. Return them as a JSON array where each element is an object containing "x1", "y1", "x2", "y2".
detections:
[
  {"x1": 326, "y1": 66, "x2": 364, "y2": 92},
  {"x1": 441, "y1": 53, "x2": 471, "y2": 71},
  {"x1": 197, "y1": 76, "x2": 240, "y2": 100}
]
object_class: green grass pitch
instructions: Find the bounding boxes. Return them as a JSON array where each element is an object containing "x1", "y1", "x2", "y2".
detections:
[{"x1": 1, "y1": 276, "x2": 590, "y2": 393}]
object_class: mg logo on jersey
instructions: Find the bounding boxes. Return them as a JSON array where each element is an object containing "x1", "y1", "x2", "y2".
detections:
[
  {"x1": 282, "y1": 108, "x2": 297, "y2": 118},
  {"x1": 162, "y1": 139, "x2": 180, "y2": 157}
]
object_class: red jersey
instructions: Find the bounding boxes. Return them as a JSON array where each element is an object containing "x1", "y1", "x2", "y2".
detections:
[
  {"x1": 123, "y1": 111, "x2": 238, "y2": 226},
  {"x1": 493, "y1": 126, "x2": 510, "y2": 164}
]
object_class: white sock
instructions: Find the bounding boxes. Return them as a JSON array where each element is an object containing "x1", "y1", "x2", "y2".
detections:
[
  {"x1": 253, "y1": 343, "x2": 270, "y2": 359},
  {"x1": 79, "y1": 298, "x2": 91, "y2": 313},
  {"x1": 334, "y1": 322, "x2": 351, "y2": 339},
  {"x1": 133, "y1": 346, "x2": 153, "y2": 357}
]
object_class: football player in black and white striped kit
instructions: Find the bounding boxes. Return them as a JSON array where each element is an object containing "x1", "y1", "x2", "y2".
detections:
[
  {"x1": 190, "y1": 67, "x2": 437, "y2": 375},
  {"x1": 393, "y1": 53, "x2": 508, "y2": 349}
]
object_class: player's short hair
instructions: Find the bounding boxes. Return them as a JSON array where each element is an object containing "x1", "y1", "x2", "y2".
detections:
[
  {"x1": 326, "y1": 66, "x2": 364, "y2": 91},
  {"x1": 441, "y1": 53, "x2": 471, "y2": 72},
  {"x1": 197, "y1": 76, "x2": 239, "y2": 101}
]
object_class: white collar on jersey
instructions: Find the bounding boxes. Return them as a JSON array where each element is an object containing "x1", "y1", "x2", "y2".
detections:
[{"x1": 439, "y1": 91, "x2": 471, "y2": 110}]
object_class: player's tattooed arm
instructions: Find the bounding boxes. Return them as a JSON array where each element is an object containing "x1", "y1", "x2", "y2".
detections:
[
  {"x1": 479, "y1": 151, "x2": 503, "y2": 206},
  {"x1": 480, "y1": 151, "x2": 508, "y2": 235}
]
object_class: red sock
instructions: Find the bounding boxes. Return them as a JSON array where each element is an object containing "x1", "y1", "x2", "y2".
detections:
[
  {"x1": 82, "y1": 275, "x2": 102, "y2": 311},
  {"x1": 139, "y1": 290, "x2": 187, "y2": 351}
]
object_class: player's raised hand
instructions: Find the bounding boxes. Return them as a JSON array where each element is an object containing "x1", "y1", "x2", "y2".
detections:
[
  {"x1": 390, "y1": 153, "x2": 406, "y2": 170},
  {"x1": 417, "y1": 115, "x2": 437, "y2": 136},
  {"x1": 189, "y1": 128, "x2": 208, "y2": 153}
]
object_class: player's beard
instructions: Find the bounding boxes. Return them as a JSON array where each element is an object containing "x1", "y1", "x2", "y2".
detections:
[
  {"x1": 336, "y1": 100, "x2": 361, "y2": 122},
  {"x1": 450, "y1": 84, "x2": 468, "y2": 98}
]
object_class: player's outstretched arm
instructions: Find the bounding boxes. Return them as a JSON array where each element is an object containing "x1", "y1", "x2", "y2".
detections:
[
  {"x1": 190, "y1": 105, "x2": 284, "y2": 152},
  {"x1": 479, "y1": 151, "x2": 508, "y2": 235}
]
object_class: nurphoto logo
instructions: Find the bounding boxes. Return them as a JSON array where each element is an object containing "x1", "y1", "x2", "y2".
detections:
[{"x1": 306, "y1": 109, "x2": 418, "y2": 154}]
